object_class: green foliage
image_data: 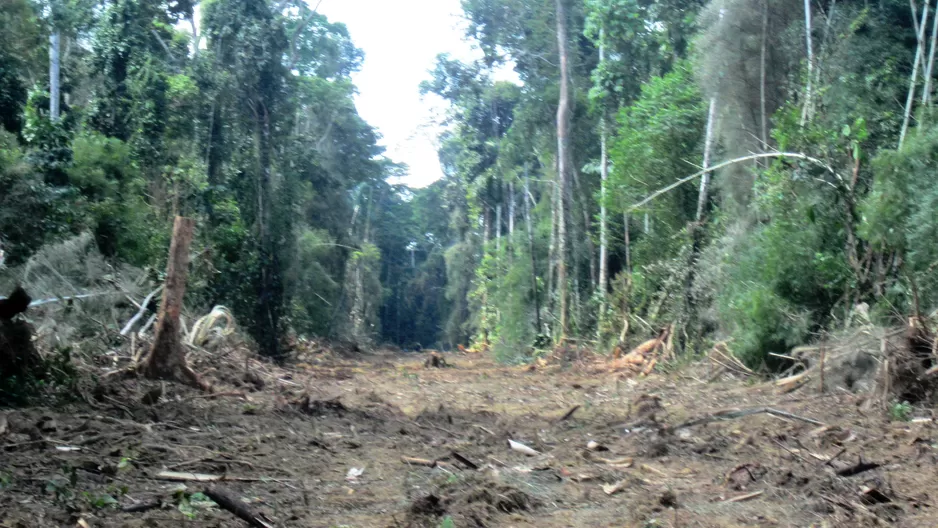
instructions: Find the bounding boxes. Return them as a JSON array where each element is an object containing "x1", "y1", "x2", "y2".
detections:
[
  {"x1": 23, "y1": 89, "x2": 73, "y2": 185},
  {"x1": 176, "y1": 490, "x2": 217, "y2": 519},
  {"x1": 890, "y1": 401, "x2": 913, "y2": 422},
  {"x1": 0, "y1": 131, "x2": 78, "y2": 265},
  {"x1": 860, "y1": 125, "x2": 938, "y2": 311},
  {"x1": 288, "y1": 228, "x2": 342, "y2": 336}
]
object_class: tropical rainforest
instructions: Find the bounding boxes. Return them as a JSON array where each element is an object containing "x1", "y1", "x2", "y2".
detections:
[{"x1": 2, "y1": 0, "x2": 937, "y2": 370}]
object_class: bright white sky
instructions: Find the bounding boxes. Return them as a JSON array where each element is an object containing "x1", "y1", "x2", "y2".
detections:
[{"x1": 316, "y1": 0, "x2": 479, "y2": 188}]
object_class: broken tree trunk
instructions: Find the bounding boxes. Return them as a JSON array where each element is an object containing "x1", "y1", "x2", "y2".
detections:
[{"x1": 143, "y1": 216, "x2": 203, "y2": 388}]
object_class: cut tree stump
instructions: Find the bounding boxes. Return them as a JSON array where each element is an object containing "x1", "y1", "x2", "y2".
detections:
[{"x1": 143, "y1": 217, "x2": 204, "y2": 389}]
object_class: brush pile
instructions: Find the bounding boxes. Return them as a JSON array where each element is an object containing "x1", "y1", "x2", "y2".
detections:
[{"x1": 772, "y1": 313, "x2": 938, "y2": 406}]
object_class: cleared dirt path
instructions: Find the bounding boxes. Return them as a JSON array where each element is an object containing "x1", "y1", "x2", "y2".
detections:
[{"x1": 1, "y1": 349, "x2": 936, "y2": 527}]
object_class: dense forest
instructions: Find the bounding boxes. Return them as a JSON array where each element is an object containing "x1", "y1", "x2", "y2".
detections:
[{"x1": 1, "y1": 0, "x2": 937, "y2": 369}]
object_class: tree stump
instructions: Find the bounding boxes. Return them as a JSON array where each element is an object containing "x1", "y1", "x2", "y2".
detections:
[{"x1": 143, "y1": 217, "x2": 204, "y2": 388}]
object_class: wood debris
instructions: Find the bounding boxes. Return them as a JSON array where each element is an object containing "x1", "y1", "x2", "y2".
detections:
[
  {"x1": 154, "y1": 471, "x2": 279, "y2": 483},
  {"x1": 400, "y1": 456, "x2": 453, "y2": 469},
  {"x1": 722, "y1": 490, "x2": 764, "y2": 503},
  {"x1": 609, "y1": 326, "x2": 672, "y2": 376},
  {"x1": 670, "y1": 406, "x2": 824, "y2": 430},
  {"x1": 557, "y1": 405, "x2": 581, "y2": 422},
  {"x1": 602, "y1": 479, "x2": 629, "y2": 495},
  {"x1": 451, "y1": 451, "x2": 479, "y2": 470},
  {"x1": 508, "y1": 439, "x2": 540, "y2": 456}
]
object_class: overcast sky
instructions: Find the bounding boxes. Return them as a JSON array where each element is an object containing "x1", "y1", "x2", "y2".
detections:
[{"x1": 317, "y1": 0, "x2": 480, "y2": 188}]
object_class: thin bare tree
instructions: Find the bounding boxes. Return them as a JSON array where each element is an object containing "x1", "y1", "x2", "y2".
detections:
[{"x1": 555, "y1": 0, "x2": 572, "y2": 338}]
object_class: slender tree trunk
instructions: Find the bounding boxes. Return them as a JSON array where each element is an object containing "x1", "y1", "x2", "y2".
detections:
[
  {"x1": 524, "y1": 166, "x2": 542, "y2": 333},
  {"x1": 800, "y1": 0, "x2": 814, "y2": 125},
  {"x1": 624, "y1": 212, "x2": 631, "y2": 274},
  {"x1": 547, "y1": 167, "x2": 557, "y2": 312},
  {"x1": 922, "y1": 0, "x2": 938, "y2": 105},
  {"x1": 205, "y1": 100, "x2": 223, "y2": 220},
  {"x1": 508, "y1": 181, "x2": 515, "y2": 238},
  {"x1": 482, "y1": 204, "x2": 490, "y2": 249},
  {"x1": 145, "y1": 217, "x2": 203, "y2": 388},
  {"x1": 49, "y1": 31, "x2": 61, "y2": 120},
  {"x1": 620, "y1": 211, "x2": 631, "y2": 343},
  {"x1": 901, "y1": 1, "x2": 930, "y2": 147},
  {"x1": 495, "y1": 203, "x2": 502, "y2": 254},
  {"x1": 598, "y1": 32, "x2": 609, "y2": 315},
  {"x1": 912, "y1": 0, "x2": 930, "y2": 76},
  {"x1": 685, "y1": 97, "x2": 718, "y2": 354},
  {"x1": 760, "y1": 0, "x2": 769, "y2": 149},
  {"x1": 555, "y1": 0, "x2": 572, "y2": 339},
  {"x1": 255, "y1": 104, "x2": 280, "y2": 358},
  {"x1": 696, "y1": 99, "x2": 718, "y2": 220},
  {"x1": 189, "y1": 13, "x2": 200, "y2": 57},
  {"x1": 812, "y1": 0, "x2": 838, "y2": 110}
]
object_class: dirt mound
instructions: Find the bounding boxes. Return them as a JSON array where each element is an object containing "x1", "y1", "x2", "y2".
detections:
[{"x1": 404, "y1": 474, "x2": 539, "y2": 527}]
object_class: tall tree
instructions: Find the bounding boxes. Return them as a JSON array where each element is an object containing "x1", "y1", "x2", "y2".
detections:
[{"x1": 555, "y1": 0, "x2": 572, "y2": 338}]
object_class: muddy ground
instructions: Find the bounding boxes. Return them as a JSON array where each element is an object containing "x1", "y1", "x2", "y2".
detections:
[{"x1": 2, "y1": 348, "x2": 937, "y2": 527}]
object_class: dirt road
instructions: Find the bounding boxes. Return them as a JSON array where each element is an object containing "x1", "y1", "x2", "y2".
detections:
[{"x1": 1, "y1": 349, "x2": 935, "y2": 527}]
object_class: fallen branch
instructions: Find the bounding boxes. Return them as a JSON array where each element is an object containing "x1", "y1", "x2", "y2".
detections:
[
  {"x1": 204, "y1": 486, "x2": 275, "y2": 528},
  {"x1": 557, "y1": 405, "x2": 581, "y2": 422},
  {"x1": 120, "y1": 286, "x2": 163, "y2": 336},
  {"x1": 629, "y1": 152, "x2": 839, "y2": 212},
  {"x1": 671, "y1": 407, "x2": 825, "y2": 430},
  {"x1": 722, "y1": 490, "x2": 764, "y2": 503},
  {"x1": 154, "y1": 470, "x2": 286, "y2": 482},
  {"x1": 400, "y1": 456, "x2": 453, "y2": 469},
  {"x1": 451, "y1": 451, "x2": 479, "y2": 470},
  {"x1": 400, "y1": 456, "x2": 437, "y2": 467}
]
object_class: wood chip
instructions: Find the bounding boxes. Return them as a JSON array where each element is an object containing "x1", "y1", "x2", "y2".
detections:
[
  {"x1": 508, "y1": 439, "x2": 540, "y2": 456},
  {"x1": 602, "y1": 479, "x2": 629, "y2": 495}
]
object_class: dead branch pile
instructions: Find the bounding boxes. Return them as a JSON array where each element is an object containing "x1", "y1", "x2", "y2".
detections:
[{"x1": 776, "y1": 318, "x2": 938, "y2": 405}]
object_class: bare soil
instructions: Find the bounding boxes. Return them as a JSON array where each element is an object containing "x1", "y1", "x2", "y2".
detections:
[{"x1": 2, "y1": 349, "x2": 937, "y2": 527}]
